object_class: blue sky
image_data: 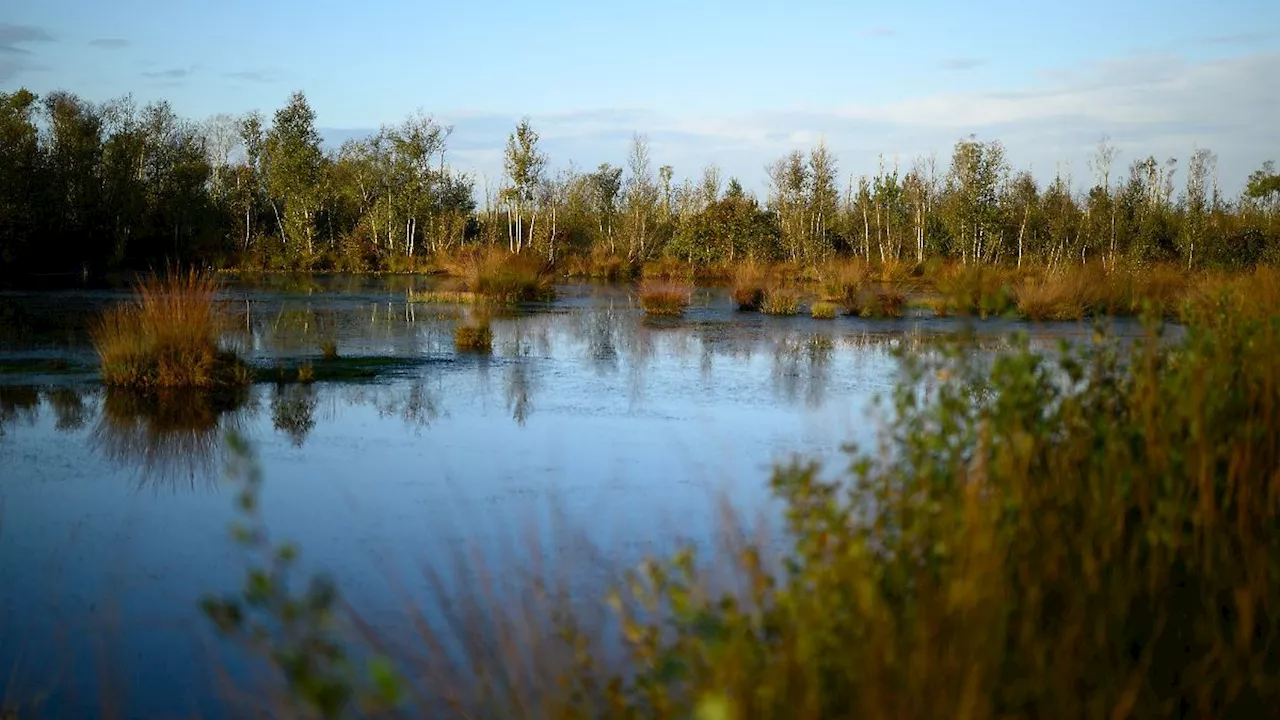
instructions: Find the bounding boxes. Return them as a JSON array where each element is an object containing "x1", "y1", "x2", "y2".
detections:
[{"x1": 3, "y1": 0, "x2": 1278, "y2": 194}]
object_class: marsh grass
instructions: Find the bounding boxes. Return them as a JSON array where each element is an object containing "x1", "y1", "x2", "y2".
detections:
[
  {"x1": 730, "y1": 264, "x2": 768, "y2": 311},
  {"x1": 760, "y1": 288, "x2": 800, "y2": 316},
  {"x1": 1014, "y1": 263, "x2": 1194, "y2": 320},
  {"x1": 92, "y1": 270, "x2": 250, "y2": 389},
  {"x1": 933, "y1": 264, "x2": 1017, "y2": 317},
  {"x1": 639, "y1": 281, "x2": 693, "y2": 316},
  {"x1": 444, "y1": 250, "x2": 556, "y2": 303},
  {"x1": 810, "y1": 301, "x2": 838, "y2": 319}
]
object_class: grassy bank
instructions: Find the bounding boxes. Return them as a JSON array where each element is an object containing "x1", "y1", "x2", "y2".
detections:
[{"x1": 200, "y1": 267, "x2": 1280, "y2": 719}]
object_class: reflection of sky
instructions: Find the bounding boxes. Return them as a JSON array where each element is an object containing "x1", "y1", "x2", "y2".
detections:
[{"x1": 0, "y1": 282, "x2": 1156, "y2": 717}]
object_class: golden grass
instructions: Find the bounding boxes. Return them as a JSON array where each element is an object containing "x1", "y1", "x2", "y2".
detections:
[
  {"x1": 639, "y1": 281, "x2": 693, "y2": 316},
  {"x1": 731, "y1": 264, "x2": 768, "y2": 311},
  {"x1": 642, "y1": 256, "x2": 696, "y2": 283},
  {"x1": 933, "y1": 264, "x2": 1018, "y2": 317},
  {"x1": 761, "y1": 288, "x2": 801, "y2": 316},
  {"x1": 810, "y1": 301, "x2": 838, "y2": 319},
  {"x1": 92, "y1": 270, "x2": 250, "y2": 389}
]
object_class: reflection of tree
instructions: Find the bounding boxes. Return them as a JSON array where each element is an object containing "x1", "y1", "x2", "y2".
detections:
[
  {"x1": 772, "y1": 333, "x2": 834, "y2": 408},
  {"x1": 92, "y1": 388, "x2": 249, "y2": 490},
  {"x1": 271, "y1": 385, "x2": 317, "y2": 447},
  {"x1": 366, "y1": 380, "x2": 441, "y2": 430},
  {"x1": 505, "y1": 361, "x2": 534, "y2": 426},
  {"x1": 0, "y1": 386, "x2": 40, "y2": 438},
  {"x1": 45, "y1": 387, "x2": 90, "y2": 431}
]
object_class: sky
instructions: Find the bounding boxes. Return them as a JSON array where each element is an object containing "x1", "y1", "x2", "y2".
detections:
[{"x1": 3, "y1": 0, "x2": 1278, "y2": 195}]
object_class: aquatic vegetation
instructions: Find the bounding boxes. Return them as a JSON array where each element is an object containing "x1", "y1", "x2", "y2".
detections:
[
  {"x1": 760, "y1": 288, "x2": 800, "y2": 316},
  {"x1": 467, "y1": 251, "x2": 556, "y2": 302},
  {"x1": 810, "y1": 301, "x2": 838, "y2": 319},
  {"x1": 207, "y1": 298, "x2": 1280, "y2": 719},
  {"x1": 455, "y1": 323, "x2": 494, "y2": 352},
  {"x1": 639, "y1": 281, "x2": 692, "y2": 316},
  {"x1": 92, "y1": 270, "x2": 251, "y2": 389},
  {"x1": 731, "y1": 264, "x2": 768, "y2": 311},
  {"x1": 933, "y1": 264, "x2": 1017, "y2": 317}
]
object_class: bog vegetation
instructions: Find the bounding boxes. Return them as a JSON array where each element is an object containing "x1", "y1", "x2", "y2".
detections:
[
  {"x1": 3, "y1": 88, "x2": 1279, "y2": 285},
  {"x1": 199, "y1": 269, "x2": 1280, "y2": 719},
  {"x1": 92, "y1": 270, "x2": 250, "y2": 388}
]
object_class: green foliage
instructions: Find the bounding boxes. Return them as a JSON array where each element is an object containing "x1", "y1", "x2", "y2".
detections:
[{"x1": 2, "y1": 85, "x2": 1279, "y2": 282}]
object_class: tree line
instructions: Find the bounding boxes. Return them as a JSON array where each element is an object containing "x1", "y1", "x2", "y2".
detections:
[{"x1": 3, "y1": 87, "x2": 1279, "y2": 283}]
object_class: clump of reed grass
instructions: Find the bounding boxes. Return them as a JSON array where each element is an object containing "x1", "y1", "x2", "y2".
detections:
[
  {"x1": 454, "y1": 322, "x2": 493, "y2": 352},
  {"x1": 819, "y1": 259, "x2": 871, "y2": 305},
  {"x1": 470, "y1": 253, "x2": 556, "y2": 303},
  {"x1": 934, "y1": 264, "x2": 1016, "y2": 317},
  {"x1": 92, "y1": 270, "x2": 250, "y2": 389},
  {"x1": 638, "y1": 281, "x2": 692, "y2": 316},
  {"x1": 729, "y1": 264, "x2": 768, "y2": 311},
  {"x1": 810, "y1": 301, "x2": 838, "y2": 319},
  {"x1": 761, "y1": 288, "x2": 801, "y2": 316},
  {"x1": 641, "y1": 256, "x2": 695, "y2": 283},
  {"x1": 564, "y1": 246, "x2": 636, "y2": 282}
]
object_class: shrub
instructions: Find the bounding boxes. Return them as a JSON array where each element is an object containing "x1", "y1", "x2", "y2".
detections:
[
  {"x1": 810, "y1": 301, "x2": 838, "y2": 319},
  {"x1": 454, "y1": 323, "x2": 493, "y2": 352},
  {"x1": 319, "y1": 340, "x2": 339, "y2": 361},
  {"x1": 639, "y1": 281, "x2": 693, "y2": 316},
  {"x1": 761, "y1": 288, "x2": 800, "y2": 316},
  {"x1": 92, "y1": 270, "x2": 250, "y2": 389}
]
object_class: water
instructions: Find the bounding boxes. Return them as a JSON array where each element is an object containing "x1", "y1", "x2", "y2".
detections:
[{"x1": 0, "y1": 278, "x2": 1137, "y2": 717}]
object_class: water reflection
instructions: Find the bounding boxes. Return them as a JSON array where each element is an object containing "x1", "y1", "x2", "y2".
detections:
[
  {"x1": 91, "y1": 388, "x2": 250, "y2": 490},
  {"x1": 0, "y1": 386, "x2": 40, "y2": 438},
  {"x1": 771, "y1": 334, "x2": 834, "y2": 408},
  {"x1": 271, "y1": 385, "x2": 318, "y2": 447}
]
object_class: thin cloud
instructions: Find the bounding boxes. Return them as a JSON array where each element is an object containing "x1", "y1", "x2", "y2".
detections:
[
  {"x1": 0, "y1": 23, "x2": 53, "y2": 80},
  {"x1": 89, "y1": 38, "x2": 130, "y2": 49},
  {"x1": 940, "y1": 57, "x2": 987, "y2": 71},
  {"x1": 143, "y1": 65, "x2": 196, "y2": 80},
  {"x1": 225, "y1": 69, "x2": 283, "y2": 83}
]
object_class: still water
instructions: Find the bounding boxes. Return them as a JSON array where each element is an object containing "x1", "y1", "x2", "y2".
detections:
[{"x1": 0, "y1": 277, "x2": 1128, "y2": 717}]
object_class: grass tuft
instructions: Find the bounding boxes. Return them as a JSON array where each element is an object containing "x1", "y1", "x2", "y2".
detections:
[
  {"x1": 810, "y1": 301, "x2": 838, "y2": 319},
  {"x1": 92, "y1": 270, "x2": 249, "y2": 389},
  {"x1": 761, "y1": 288, "x2": 801, "y2": 316},
  {"x1": 639, "y1": 281, "x2": 693, "y2": 316},
  {"x1": 454, "y1": 323, "x2": 494, "y2": 352}
]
